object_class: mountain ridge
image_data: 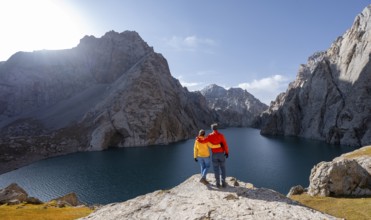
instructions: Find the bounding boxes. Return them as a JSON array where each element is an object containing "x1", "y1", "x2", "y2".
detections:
[
  {"x1": 0, "y1": 31, "x2": 212, "y2": 173},
  {"x1": 0, "y1": 31, "x2": 267, "y2": 174},
  {"x1": 201, "y1": 84, "x2": 267, "y2": 127},
  {"x1": 260, "y1": 4, "x2": 371, "y2": 147}
]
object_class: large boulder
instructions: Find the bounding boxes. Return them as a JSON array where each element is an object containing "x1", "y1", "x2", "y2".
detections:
[
  {"x1": 308, "y1": 159, "x2": 371, "y2": 196},
  {"x1": 50, "y1": 192, "x2": 81, "y2": 207},
  {"x1": 287, "y1": 185, "x2": 305, "y2": 197},
  {"x1": 308, "y1": 145, "x2": 371, "y2": 196},
  {"x1": 0, "y1": 183, "x2": 29, "y2": 204},
  {"x1": 0, "y1": 183, "x2": 83, "y2": 206},
  {"x1": 0, "y1": 183, "x2": 43, "y2": 205}
]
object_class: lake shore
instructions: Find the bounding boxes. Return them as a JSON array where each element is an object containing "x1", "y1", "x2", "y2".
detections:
[{"x1": 0, "y1": 128, "x2": 357, "y2": 204}]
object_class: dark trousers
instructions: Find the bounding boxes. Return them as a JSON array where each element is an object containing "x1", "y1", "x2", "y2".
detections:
[{"x1": 212, "y1": 152, "x2": 226, "y2": 184}]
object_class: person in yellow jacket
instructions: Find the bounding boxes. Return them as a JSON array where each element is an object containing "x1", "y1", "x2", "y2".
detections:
[{"x1": 194, "y1": 129, "x2": 222, "y2": 185}]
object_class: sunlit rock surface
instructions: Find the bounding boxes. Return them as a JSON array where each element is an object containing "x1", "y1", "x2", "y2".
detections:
[
  {"x1": 260, "y1": 5, "x2": 371, "y2": 147},
  {"x1": 308, "y1": 145, "x2": 371, "y2": 196},
  {"x1": 80, "y1": 174, "x2": 336, "y2": 220}
]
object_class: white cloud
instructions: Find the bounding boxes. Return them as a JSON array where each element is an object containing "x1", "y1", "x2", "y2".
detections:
[
  {"x1": 176, "y1": 75, "x2": 202, "y2": 90},
  {"x1": 165, "y1": 35, "x2": 216, "y2": 52},
  {"x1": 238, "y1": 75, "x2": 291, "y2": 105},
  {"x1": 180, "y1": 81, "x2": 200, "y2": 88},
  {"x1": 184, "y1": 36, "x2": 198, "y2": 47},
  {"x1": 175, "y1": 70, "x2": 219, "y2": 90}
]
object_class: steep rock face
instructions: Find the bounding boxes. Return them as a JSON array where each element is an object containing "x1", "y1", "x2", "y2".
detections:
[
  {"x1": 201, "y1": 84, "x2": 267, "y2": 127},
  {"x1": 85, "y1": 51, "x2": 215, "y2": 150},
  {"x1": 0, "y1": 31, "x2": 214, "y2": 173},
  {"x1": 80, "y1": 174, "x2": 336, "y2": 220},
  {"x1": 0, "y1": 31, "x2": 152, "y2": 119},
  {"x1": 260, "y1": 5, "x2": 371, "y2": 147}
]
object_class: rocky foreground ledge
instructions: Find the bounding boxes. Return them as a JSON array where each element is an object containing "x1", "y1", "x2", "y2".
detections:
[{"x1": 80, "y1": 174, "x2": 337, "y2": 220}]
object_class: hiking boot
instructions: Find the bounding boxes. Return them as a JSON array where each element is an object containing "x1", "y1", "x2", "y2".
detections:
[
  {"x1": 200, "y1": 178, "x2": 209, "y2": 185},
  {"x1": 216, "y1": 183, "x2": 221, "y2": 188},
  {"x1": 222, "y1": 181, "x2": 227, "y2": 188}
]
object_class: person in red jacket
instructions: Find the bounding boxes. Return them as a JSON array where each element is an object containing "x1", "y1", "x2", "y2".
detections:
[{"x1": 198, "y1": 123, "x2": 229, "y2": 188}]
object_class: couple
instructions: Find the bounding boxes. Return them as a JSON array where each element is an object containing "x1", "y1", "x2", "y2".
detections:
[{"x1": 193, "y1": 123, "x2": 229, "y2": 188}]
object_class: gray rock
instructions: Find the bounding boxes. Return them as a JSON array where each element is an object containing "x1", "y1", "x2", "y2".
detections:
[
  {"x1": 79, "y1": 174, "x2": 337, "y2": 220},
  {"x1": 0, "y1": 183, "x2": 29, "y2": 204},
  {"x1": 308, "y1": 145, "x2": 371, "y2": 197},
  {"x1": 287, "y1": 185, "x2": 305, "y2": 197},
  {"x1": 50, "y1": 192, "x2": 81, "y2": 207},
  {"x1": 260, "y1": 5, "x2": 371, "y2": 147},
  {"x1": 0, "y1": 183, "x2": 83, "y2": 207},
  {"x1": 26, "y1": 196, "x2": 43, "y2": 205}
]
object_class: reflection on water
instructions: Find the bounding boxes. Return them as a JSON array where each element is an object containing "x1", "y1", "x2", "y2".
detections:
[{"x1": 0, "y1": 128, "x2": 356, "y2": 204}]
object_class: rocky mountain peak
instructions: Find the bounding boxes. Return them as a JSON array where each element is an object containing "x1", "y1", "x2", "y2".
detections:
[
  {"x1": 102, "y1": 30, "x2": 142, "y2": 42},
  {"x1": 326, "y1": 4, "x2": 371, "y2": 85},
  {"x1": 79, "y1": 30, "x2": 150, "y2": 49},
  {"x1": 201, "y1": 84, "x2": 226, "y2": 98},
  {"x1": 0, "y1": 31, "x2": 215, "y2": 174},
  {"x1": 201, "y1": 85, "x2": 267, "y2": 127}
]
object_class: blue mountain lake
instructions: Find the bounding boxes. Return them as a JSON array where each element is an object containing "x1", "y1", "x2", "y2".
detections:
[{"x1": 0, "y1": 127, "x2": 356, "y2": 204}]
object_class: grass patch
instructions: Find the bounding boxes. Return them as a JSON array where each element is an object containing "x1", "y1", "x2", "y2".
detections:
[
  {"x1": 290, "y1": 193, "x2": 371, "y2": 220},
  {"x1": 0, "y1": 203, "x2": 93, "y2": 220},
  {"x1": 343, "y1": 145, "x2": 371, "y2": 159}
]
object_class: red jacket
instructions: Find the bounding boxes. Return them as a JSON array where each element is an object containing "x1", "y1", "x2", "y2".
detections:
[{"x1": 198, "y1": 130, "x2": 229, "y2": 154}]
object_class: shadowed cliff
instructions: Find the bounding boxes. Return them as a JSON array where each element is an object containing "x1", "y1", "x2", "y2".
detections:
[{"x1": 0, "y1": 31, "x2": 216, "y2": 174}]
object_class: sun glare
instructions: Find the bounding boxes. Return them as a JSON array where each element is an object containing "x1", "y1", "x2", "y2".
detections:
[{"x1": 0, "y1": 0, "x2": 88, "y2": 61}]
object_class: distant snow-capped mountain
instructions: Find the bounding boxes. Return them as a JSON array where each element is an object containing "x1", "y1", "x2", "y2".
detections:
[{"x1": 201, "y1": 84, "x2": 268, "y2": 127}]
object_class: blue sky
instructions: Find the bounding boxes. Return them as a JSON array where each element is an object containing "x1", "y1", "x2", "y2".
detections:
[{"x1": 0, "y1": 1, "x2": 370, "y2": 104}]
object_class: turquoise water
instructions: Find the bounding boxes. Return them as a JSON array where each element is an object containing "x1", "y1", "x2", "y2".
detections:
[{"x1": 0, "y1": 128, "x2": 356, "y2": 204}]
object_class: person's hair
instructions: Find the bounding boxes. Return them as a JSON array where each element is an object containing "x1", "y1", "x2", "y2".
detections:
[
  {"x1": 211, "y1": 123, "x2": 218, "y2": 130},
  {"x1": 199, "y1": 129, "x2": 205, "y2": 136}
]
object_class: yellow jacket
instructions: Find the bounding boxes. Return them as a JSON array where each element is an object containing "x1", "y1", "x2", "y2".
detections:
[{"x1": 194, "y1": 136, "x2": 221, "y2": 158}]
